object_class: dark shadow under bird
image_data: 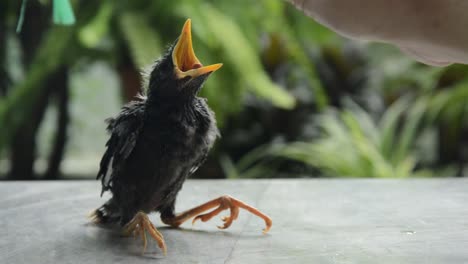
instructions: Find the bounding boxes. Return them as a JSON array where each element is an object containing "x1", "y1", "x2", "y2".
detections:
[{"x1": 90, "y1": 19, "x2": 272, "y2": 254}]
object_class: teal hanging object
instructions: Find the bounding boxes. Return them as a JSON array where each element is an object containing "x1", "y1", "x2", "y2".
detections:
[
  {"x1": 53, "y1": 0, "x2": 76, "y2": 25},
  {"x1": 16, "y1": 0, "x2": 76, "y2": 33},
  {"x1": 16, "y1": 0, "x2": 28, "y2": 33}
]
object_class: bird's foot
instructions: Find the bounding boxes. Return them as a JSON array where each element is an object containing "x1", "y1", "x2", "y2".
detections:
[
  {"x1": 88, "y1": 207, "x2": 113, "y2": 225},
  {"x1": 163, "y1": 195, "x2": 272, "y2": 234},
  {"x1": 123, "y1": 212, "x2": 167, "y2": 255},
  {"x1": 88, "y1": 209, "x2": 102, "y2": 224}
]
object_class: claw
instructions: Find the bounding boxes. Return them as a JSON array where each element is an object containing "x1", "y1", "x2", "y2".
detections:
[
  {"x1": 124, "y1": 212, "x2": 167, "y2": 255},
  {"x1": 192, "y1": 215, "x2": 202, "y2": 225},
  {"x1": 192, "y1": 206, "x2": 226, "y2": 226},
  {"x1": 140, "y1": 228, "x2": 147, "y2": 253},
  {"x1": 88, "y1": 210, "x2": 101, "y2": 224},
  {"x1": 163, "y1": 195, "x2": 272, "y2": 234}
]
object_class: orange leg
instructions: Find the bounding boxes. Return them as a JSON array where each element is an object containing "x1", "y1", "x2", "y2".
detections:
[
  {"x1": 123, "y1": 212, "x2": 167, "y2": 255},
  {"x1": 161, "y1": 195, "x2": 272, "y2": 234}
]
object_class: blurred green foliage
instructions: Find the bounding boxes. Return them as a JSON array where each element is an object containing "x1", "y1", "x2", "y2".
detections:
[
  {"x1": 1, "y1": 0, "x2": 467, "y2": 179},
  {"x1": 227, "y1": 62, "x2": 468, "y2": 178}
]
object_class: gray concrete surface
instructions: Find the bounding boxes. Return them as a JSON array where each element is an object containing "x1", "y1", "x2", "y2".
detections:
[{"x1": 1, "y1": 179, "x2": 468, "y2": 264}]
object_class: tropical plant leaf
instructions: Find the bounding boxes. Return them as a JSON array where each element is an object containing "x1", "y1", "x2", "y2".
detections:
[
  {"x1": 118, "y1": 12, "x2": 163, "y2": 68},
  {"x1": 391, "y1": 96, "x2": 427, "y2": 165},
  {"x1": 379, "y1": 96, "x2": 411, "y2": 160},
  {"x1": 179, "y1": 2, "x2": 295, "y2": 109},
  {"x1": 78, "y1": 1, "x2": 113, "y2": 48}
]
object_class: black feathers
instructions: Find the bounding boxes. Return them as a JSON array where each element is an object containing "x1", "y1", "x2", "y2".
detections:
[
  {"x1": 97, "y1": 99, "x2": 146, "y2": 195},
  {"x1": 94, "y1": 45, "x2": 219, "y2": 226}
]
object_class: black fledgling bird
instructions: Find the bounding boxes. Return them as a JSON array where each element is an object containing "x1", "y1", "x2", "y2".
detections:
[{"x1": 90, "y1": 19, "x2": 272, "y2": 254}]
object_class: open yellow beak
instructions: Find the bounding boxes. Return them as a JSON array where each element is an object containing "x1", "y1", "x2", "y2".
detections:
[{"x1": 172, "y1": 19, "x2": 223, "y2": 79}]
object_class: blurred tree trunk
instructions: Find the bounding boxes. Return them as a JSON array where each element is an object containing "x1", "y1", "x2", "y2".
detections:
[
  {"x1": 8, "y1": 0, "x2": 49, "y2": 180},
  {"x1": 436, "y1": 67, "x2": 468, "y2": 176},
  {"x1": 117, "y1": 46, "x2": 141, "y2": 102},
  {"x1": 8, "y1": 88, "x2": 48, "y2": 180},
  {"x1": 44, "y1": 67, "x2": 69, "y2": 180},
  {"x1": 8, "y1": 1, "x2": 69, "y2": 180},
  {"x1": 8, "y1": 66, "x2": 70, "y2": 180},
  {"x1": 438, "y1": 118, "x2": 464, "y2": 176},
  {"x1": 0, "y1": 1, "x2": 9, "y2": 97}
]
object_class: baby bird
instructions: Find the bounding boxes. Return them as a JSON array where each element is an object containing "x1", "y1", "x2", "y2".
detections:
[{"x1": 90, "y1": 19, "x2": 272, "y2": 254}]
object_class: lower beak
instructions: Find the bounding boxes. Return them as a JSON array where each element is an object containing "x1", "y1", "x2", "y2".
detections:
[{"x1": 172, "y1": 19, "x2": 223, "y2": 79}]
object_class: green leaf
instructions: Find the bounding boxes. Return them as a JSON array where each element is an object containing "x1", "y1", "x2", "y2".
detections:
[
  {"x1": 78, "y1": 2, "x2": 113, "y2": 48},
  {"x1": 392, "y1": 97, "x2": 427, "y2": 165},
  {"x1": 262, "y1": 102, "x2": 427, "y2": 178},
  {"x1": 53, "y1": 0, "x2": 76, "y2": 25},
  {"x1": 427, "y1": 80, "x2": 468, "y2": 123},
  {"x1": 379, "y1": 96, "x2": 411, "y2": 160},
  {"x1": 118, "y1": 12, "x2": 163, "y2": 68},
  {"x1": 179, "y1": 2, "x2": 295, "y2": 109},
  {"x1": 219, "y1": 154, "x2": 239, "y2": 179},
  {"x1": 16, "y1": 0, "x2": 28, "y2": 33}
]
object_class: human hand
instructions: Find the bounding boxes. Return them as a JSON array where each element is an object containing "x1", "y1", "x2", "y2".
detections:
[{"x1": 288, "y1": 0, "x2": 468, "y2": 66}]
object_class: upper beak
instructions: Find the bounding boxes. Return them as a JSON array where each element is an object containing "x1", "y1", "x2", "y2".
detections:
[{"x1": 172, "y1": 19, "x2": 223, "y2": 79}]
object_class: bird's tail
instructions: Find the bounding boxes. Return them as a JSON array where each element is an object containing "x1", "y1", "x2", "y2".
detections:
[{"x1": 88, "y1": 198, "x2": 120, "y2": 225}]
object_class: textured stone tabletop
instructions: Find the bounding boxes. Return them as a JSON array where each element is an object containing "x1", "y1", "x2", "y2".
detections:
[{"x1": 1, "y1": 179, "x2": 468, "y2": 264}]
